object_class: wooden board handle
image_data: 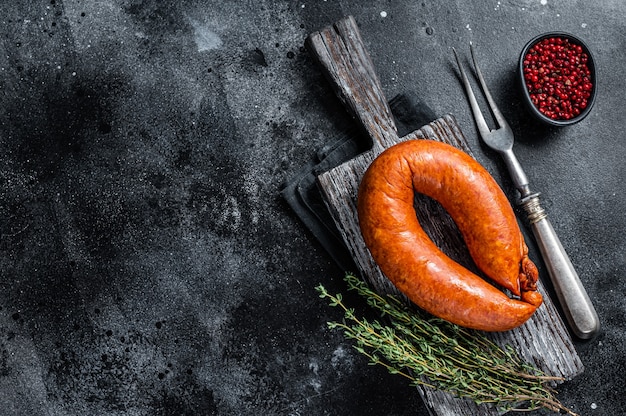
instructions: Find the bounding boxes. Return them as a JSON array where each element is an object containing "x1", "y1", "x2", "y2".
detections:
[{"x1": 306, "y1": 15, "x2": 398, "y2": 150}]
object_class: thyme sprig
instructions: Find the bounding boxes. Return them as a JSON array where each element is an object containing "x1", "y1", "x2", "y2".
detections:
[{"x1": 316, "y1": 273, "x2": 577, "y2": 415}]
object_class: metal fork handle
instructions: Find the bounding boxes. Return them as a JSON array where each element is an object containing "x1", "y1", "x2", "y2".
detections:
[
  {"x1": 521, "y1": 193, "x2": 600, "y2": 339},
  {"x1": 501, "y1": 148, "x2": 530, "y2": 195},
  {"x1": 501, "y1": 141, "x2": 599, "y2": 338}
]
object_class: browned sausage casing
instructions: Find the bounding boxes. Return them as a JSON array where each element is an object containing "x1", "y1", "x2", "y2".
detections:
[{"x1": 357, "y1": 140, "x2": 542, "y2": 332}]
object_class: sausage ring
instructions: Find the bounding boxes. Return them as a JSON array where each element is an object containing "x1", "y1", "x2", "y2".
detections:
[{"x1": 357, "y1": 140, "x2": 542, "y2": 332}]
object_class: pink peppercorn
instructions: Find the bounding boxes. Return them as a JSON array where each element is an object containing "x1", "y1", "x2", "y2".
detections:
[{"x1": 522, "y1": 36, "x2": 593, "y2": 121}]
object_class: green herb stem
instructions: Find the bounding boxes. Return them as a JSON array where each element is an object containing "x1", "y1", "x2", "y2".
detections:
[{"x1": 316, "y1": 273, "x2": 578, "y2": 416}]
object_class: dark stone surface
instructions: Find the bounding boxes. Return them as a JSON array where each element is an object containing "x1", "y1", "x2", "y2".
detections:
[{"x1": 0, "y1": 1, "x2": 624, "y2": 415}]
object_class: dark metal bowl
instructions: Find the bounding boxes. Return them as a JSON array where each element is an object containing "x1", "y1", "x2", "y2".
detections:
[{"x1": 518, "y1": 32, "x2": 597, "y2": 127}]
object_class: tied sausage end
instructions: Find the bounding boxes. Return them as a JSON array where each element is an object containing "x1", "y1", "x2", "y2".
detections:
[{"x1": 520, "y1": 255, "x2": 543, "y2": 307}]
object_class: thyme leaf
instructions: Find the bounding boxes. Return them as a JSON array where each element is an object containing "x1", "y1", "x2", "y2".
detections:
[{"x1": 316, "y1": 273, "x2": 578, "y2": 415}]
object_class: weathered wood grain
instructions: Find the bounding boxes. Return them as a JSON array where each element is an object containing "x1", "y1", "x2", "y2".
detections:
[{"x1": 307, "y1": 15, "x2": 584, "y2": 416}]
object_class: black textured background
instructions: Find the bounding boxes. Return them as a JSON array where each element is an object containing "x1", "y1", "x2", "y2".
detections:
[{"x1": 1, "y1": 1, "x2": 624, "y2": 415}]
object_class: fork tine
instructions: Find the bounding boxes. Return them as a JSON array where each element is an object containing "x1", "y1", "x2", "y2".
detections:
[
  {"x1": 469, "y1": 44, "x2": 510, "y2": 130},
  {"x1": 452, "y1": 47, "x2": 491, "y2": 138}
]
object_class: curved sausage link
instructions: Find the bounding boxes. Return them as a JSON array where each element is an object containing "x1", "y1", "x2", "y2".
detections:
[{"x1": 357, "y1": 140, "x2": 542, "y2": 332}]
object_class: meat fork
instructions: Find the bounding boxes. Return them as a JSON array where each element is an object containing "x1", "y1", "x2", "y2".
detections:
[{"x1": 453, "y1": 45, "x2": 600, "y2": 339}]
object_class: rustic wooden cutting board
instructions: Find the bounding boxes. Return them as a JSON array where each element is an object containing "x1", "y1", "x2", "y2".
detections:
[{"x1": 306, "y1": 16, "x2": 583, "y2": 416}]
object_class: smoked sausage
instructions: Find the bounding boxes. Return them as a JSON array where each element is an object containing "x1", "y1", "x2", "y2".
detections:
[{"x1": 357, "y1": 140, "x2": 542, "y2": 332}]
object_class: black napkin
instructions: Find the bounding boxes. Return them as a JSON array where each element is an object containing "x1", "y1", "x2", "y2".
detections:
[{"x1": 281, "y1": 92, "x2": 437, "y2": 271}]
